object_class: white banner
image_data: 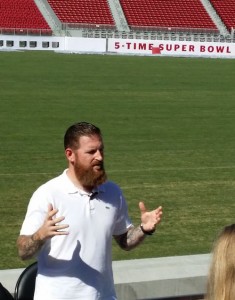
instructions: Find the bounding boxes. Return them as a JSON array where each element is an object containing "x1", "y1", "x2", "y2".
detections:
[
  {"x1": 1, "y1": 34, "x2": 234, "y2": 58},
  {"x1": 108, "y1": 38, "x2": 235, "y2": 58}
]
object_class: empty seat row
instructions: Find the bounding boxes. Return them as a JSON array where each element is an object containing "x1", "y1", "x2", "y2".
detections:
[
  {"x1": 0, "y1": 0, "x2": 50, "y2": 30},
  {"x1": 47, "y1": 0, "x2": 115, "y2": 27},
  {"x1": 210, "y1": 0, "x2": 235, "y2": 31},
  {"x1": 120, "y1": 0, "x2": 217, "y2": 31},
  {"x1": 3, "y1": 0, "x2": 235, "y2": 34}
]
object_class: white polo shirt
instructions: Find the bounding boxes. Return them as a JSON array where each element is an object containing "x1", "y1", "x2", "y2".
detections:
[{"x1": 20, "y1": 170, "x2": 132, "y2": 300}]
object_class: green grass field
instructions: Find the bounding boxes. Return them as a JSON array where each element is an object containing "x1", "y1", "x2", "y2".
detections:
[{"x1": 1, "y1": 51, "x2": 235, "y2": 270}]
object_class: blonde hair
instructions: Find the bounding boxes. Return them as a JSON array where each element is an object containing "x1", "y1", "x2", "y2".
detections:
[{"x1": 205, "y1": 224, "x2": 235, "y2": 300}]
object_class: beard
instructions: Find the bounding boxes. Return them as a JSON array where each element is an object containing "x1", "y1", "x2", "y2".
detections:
[{"x1": 74, "y1": 160, "x2": 107, "y2": 191}]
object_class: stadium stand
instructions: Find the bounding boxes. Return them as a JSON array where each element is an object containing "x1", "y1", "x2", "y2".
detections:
[
  {"x1": 0, "y1": 0, "x2": 234, "y2": 42},
  {"x1": 0, "y1": 0, "x2": 52, "y2": 35},
  {"x1": 119, "y1": 0, "x2": 218, "y2": 32},
  {"x1": 47, "y1": 0, "x2": 115, "y2": 29},
  {"x1": 209, "y1": 0, "x2": 235, "y2": 33}
]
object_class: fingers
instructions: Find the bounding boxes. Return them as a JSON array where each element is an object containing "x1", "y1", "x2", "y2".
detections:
[
  {"x1": 53, "y1": 223, "x2": 69, "y2": 235},
  {"x1": 47, "y1": 204, "x2": 58, "y2": 220},
  {"x1": 50, "y1": 215, "x2": 69, "y2": 231},
  {"x1": 155, "y1": 206, "x2": 163, "y2": 224},
  {"x1": 139, "y1": 201, "x2": 147, "y2": 214},
  {"x1": 139, "y1": 202, "x2": 163, "y2": 217},
  {"x1": 48, "y1": 203, "x2": 53, "y2": 211},
  {"x1": 140, "y1": 202, "x2": 163, "y2": 229},
  {"x1": 155, "y1": 206, "x2": 163, "y2": 216},
  {"x1": 47, "y1": 204, "x2": 67, "y2": 226},
  {"x1": 44, "y1": 204, "x2": 69, "y2": 237},
  {"x1": 52, "y1": 215, "x2": 65, "y2": 224}
]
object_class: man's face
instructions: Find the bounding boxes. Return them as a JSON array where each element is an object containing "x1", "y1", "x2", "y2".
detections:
[{"x1": 72, "y1": 134, "x2": 107, "y2": 190}]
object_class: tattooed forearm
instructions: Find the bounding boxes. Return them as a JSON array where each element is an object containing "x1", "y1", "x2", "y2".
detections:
[
  {"x1": 17, "y1": 233, "x2": 45, "y2": 260},
  {"x1": 125, "y1": 226, "x2": 146, "y2": 250},
  {"x1": 114, "y1": 226, "x2": 146, "y2": 251}
]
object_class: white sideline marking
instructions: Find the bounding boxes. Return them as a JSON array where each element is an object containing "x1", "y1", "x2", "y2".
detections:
[{"x1": 0, "y1": 165, "x2": 235, "y2": 177}]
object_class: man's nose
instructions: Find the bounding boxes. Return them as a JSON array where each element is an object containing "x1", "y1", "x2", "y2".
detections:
[{"x1": 95, "y1": 150, "x2": 103, "y2": 161}]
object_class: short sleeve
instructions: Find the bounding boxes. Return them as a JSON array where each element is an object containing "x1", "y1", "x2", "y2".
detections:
[
  {"x1": 112, "y1": 192, "x2": 132, "y2": 236},
  {"x1": 20, "y1": 186, "x2": 50, "y2": 235}
]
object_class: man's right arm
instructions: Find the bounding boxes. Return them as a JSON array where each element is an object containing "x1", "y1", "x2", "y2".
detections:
[
  {"x1": 17, "y1": 232, "x2": 45, "y2": 260},
  {"x1": 17, "y1": 204, "x2": 69, "y2": 260}
]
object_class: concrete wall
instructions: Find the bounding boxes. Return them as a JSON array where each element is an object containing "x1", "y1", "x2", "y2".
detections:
[
  {"x1": 1, "y1": 34, "x2": 235, "y2": 58},
  {"x1": 0, "y1": 254, "x2": 210, "y2": 300}
]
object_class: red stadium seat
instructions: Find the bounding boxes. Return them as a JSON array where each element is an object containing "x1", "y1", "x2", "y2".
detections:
[
  {"x1": 0, "y1": 0, "x2": 51, "y2": 32},
  {"x1": 119, "y1": 0, "x2": 218, "y2": 31},
  {"x1": 47, "y1": 0, "x2": 115, "y2": 28},
  {"x1": 210, "y1": 0, "x2": 235, "y2": 32}
]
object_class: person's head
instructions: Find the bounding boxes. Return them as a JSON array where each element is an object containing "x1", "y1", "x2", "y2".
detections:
[
  {"x1": 64, "y1": 122, "x2": 107, "y2": 191},
  {"x1": 205, "y1": 224, "x2": 235, "y2": 300}
]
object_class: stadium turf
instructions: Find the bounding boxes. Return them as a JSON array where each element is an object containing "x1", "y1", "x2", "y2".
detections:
[{"x1": 1, "y1": 51, "x2": 235, "y2": 269}]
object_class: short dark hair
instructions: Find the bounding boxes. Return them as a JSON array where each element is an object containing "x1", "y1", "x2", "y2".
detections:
[{"x1": 64, "y1": 122, "x2": 102, "y2": 150}]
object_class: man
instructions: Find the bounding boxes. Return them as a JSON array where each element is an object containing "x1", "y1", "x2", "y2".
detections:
[{"x1": 17, "y1": 121, "x2": 163, "y2": 300}]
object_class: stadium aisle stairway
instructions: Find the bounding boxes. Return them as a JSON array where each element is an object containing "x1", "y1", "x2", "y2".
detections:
[{"x1": 209, "y1": 0, "x2": 235, "y2": 32}]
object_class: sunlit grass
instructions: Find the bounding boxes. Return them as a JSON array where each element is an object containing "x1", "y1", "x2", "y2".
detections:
[{"x1": 1, "y1": 52, "x2": 235, "y2": 269}]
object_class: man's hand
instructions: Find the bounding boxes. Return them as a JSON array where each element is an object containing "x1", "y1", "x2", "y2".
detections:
[
  {"x1": 17, "y1": 204, "x2": 69, "y2": 260},
  {"x1": 139, "y1": 202, "x2": 162, "y2": 233},
  {"x1": 37, "y1": 204, "x2": 69, "y2": 240},
  {"x1": 114, "y1": 202, "x2": 163, "y2": 251}
]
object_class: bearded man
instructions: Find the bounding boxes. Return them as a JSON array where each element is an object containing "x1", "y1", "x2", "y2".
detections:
[{"x1": 17, "y1": 121, "x2": 163, "y2": 300}]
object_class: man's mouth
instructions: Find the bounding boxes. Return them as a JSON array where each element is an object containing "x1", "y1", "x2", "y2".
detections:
[{"x1": 93, "y1": 164, "x2": 103, "y2": 170}]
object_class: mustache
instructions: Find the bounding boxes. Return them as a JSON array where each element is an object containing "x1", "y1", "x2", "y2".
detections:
[{"x1": 92, "y1": 161, "x2": 104, "y2": 168}]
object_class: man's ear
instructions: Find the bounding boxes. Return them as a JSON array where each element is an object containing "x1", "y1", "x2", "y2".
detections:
[{"x1": 65, "y1": 148, "x2": 75, "y2": 162}]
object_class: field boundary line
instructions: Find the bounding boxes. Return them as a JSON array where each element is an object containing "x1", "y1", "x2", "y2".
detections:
[{"x1": 1, "y1": 165, "x2": 235, "y2": 176}]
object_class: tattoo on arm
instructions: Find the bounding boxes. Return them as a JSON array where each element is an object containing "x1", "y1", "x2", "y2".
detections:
[
  {"x1": 114, "y1": 226, "x2": 146, "y2": 251},
  {"x1": 17, "y1": 233, "x2": 45, "y2": 260}
]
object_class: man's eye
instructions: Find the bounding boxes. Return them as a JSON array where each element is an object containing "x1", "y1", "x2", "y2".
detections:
[{"x1": 88, "y1": 150, "x2": 96, "y2": 154}]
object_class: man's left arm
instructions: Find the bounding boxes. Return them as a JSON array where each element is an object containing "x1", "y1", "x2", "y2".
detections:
[{"x1": 114, "y1": 203, "x2": 162, "y2": 251}]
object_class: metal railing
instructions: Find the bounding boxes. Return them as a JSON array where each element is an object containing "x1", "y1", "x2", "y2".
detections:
[
  {"x1": 1, "y1": 25, "x2": 234, "y2": 44},
  {"x1": 0, "y1": 27, "x2": 53, "y2": 36}
]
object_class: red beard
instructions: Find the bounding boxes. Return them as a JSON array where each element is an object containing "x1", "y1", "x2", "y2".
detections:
[{"x1": 74, "y1": 161, "x2": 107, "y2": 191}]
